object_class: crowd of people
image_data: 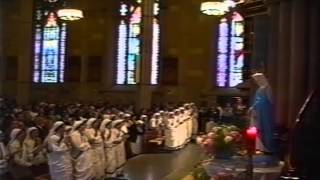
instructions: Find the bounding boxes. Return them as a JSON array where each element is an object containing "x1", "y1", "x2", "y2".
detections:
[
  {"x1": 197, "y1": 98, "x2": 248, "y2": 132},
  {"x1": 0, "y1": 98, "x2": 198, "y2": 180}
]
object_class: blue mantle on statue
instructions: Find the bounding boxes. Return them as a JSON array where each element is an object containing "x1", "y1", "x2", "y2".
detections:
[{"x1": 252, "y1": 87, "x2": 277, "y2": 153}]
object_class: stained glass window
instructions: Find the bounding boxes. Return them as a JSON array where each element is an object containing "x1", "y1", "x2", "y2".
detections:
[
  {"x1": 116, "y1": 0, "x2": 161, "y2": 85},
  {"x1": 33, "y1": 0, "x2": 67, "y2": 83},
  {"x1": 216, "y1": 12, "x2": 244, "y2": 87},
  {"x1": 151, "y1": 0, "x2": 160, "y2": 85}
]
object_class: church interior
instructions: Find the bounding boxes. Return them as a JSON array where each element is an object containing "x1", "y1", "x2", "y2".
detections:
[{"x1": 0, "y1": 0, "x2": 319, "y2": 179}]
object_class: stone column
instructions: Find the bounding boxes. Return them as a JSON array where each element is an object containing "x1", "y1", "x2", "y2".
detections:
[
  {"x1": 308, "y1": 0, "x2": 320, "y2": 91},
  {"x1": 79, "y1": 55, "x2": 88, "y2": 100},
  {"x1": 136, "y1": 0, "x2": 154, "y2": 110},
  {"x1": 16, "y1": 0, "x2": 33, "y2": 104},
  {"x1": 288, "y1": 0, "x2": 308, "y2": 125},
  {"x1": 78, "y1": 0, "x2": 89, "y2": 101},
  {"x1": 251, "y1": 15, "x2": 269, "y2": 72},
  {"x1": 276, "y1": 0, "x2": 291, "y2": 127},
  {"x1": 265, "y1": 1, "x2": 280, "y2": 127},
  {"x1": 80, "y1": 57, "x2": 88, "y2": 83},
  {"x1": 103, "y1": 0, "x2": 117, "y2": 89}
]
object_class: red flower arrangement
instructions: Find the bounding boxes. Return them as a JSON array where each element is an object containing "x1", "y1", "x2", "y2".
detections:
[{"x1": 196, "y1": 125, "x2": 243, "y2": 158}]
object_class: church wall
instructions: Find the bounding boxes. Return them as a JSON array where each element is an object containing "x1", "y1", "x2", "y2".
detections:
[
  {"x1": 159, "y1": 0, "x2": 220, "y2": 104},
  {"x1": 265, "y1": 0, "x2": 320, "y2": 127},
  {"x1": 0, "y1": 0, "x2": 236, "y2": 105},
  {"x1": 1, "y1": 0, "x2": 33, "y2": 104}
]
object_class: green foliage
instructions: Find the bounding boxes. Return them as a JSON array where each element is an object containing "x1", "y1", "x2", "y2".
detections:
[
  {"x1": 190, "y1": 166, "x2": 211, "y2": 180},
  {"x1": 212, "y1": 125, "x2": 239, "y2": 155}
]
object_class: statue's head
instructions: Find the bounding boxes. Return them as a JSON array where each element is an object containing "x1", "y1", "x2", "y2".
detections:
[{"x1": 251, "y1": 73, "x2": 269, "y2": 87}]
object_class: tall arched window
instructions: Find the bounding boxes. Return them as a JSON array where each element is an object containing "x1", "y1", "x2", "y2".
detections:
[
  {"x1": 33, "y1": 0, "x2": 67, "y2": 83},
  {"x1": 116, "y1": 0, "x2": 161, "y2": 85},
  {"x1": 216, "y1": 12, "x2": 244, "y2": 87},
  {"x1": 151, "y1": 0, "x2": 160, "y2": 85}
]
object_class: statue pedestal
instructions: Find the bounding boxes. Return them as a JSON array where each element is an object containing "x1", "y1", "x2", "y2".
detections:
[
  {"x1": 253, "y1": 154, "x2": 280, "y2": 168},
  {"x1": 201, "y1": 156, "x2": 283, "y2": 180}
]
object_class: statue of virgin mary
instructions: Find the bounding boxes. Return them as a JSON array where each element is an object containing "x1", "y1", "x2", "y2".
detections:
[{"x1": 249, "y1": 73, "x2": 277, "y2": 154}]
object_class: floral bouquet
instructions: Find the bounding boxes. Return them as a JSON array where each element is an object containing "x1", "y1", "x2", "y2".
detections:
[{"x1": 196, "y1": 125, "x2": 243, "y2": 159}]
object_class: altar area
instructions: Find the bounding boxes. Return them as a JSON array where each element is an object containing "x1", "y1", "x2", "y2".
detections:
[
  {"x1": 184, "y1": 156, "x2": 283, "y2": 180},
  {"x1": 189, "y1": 119, "x2": 284, "y2": 180}
]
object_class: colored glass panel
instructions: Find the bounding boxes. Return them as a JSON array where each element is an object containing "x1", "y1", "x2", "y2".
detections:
[
  {"x1": 116, "y1": 0, "x2": 161, "y2": 85},
  {"x1": 216, "y1": 12, "x2": 244, "y2": 87},
  {"x1": 116, "y1": 1, "x2": 142, "y2": 85},
  {"x1": 33, "y1": 0, "x2": 67, "y2": 83},
  {"x1": 151, "y1": 0, "x2": 160, "y2": 85}
]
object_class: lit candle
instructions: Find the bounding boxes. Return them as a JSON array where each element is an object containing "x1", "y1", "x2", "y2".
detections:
[
  {"x1": 246, "y1": 127, "x2": 257, "y2": 140},
  {"x1": 246, "y1": 127, "x2": 257, "y2": 154}
]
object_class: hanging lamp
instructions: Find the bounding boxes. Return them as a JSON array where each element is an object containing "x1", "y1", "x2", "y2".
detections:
[
  {"x1": 200, "y1": 0, "x2": 244, "y2": 16},
  {"x1": 57, "y1": 9, "x2": 83, "y2": 21},
  {"x1": 57, "y1": 1, "x2": 84, "y2": 21},
  {"x1": 200, "y1": 1, "x2": 229, "y2": 16}
]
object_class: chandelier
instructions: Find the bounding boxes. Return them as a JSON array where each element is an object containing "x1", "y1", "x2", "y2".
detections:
[
  {"x1": 200, "y1": 1, "x2": 229, "y2": 16},
  {"x1": 57, "y1": 8, "x2": 84, "y2": 21},
  {"x1": 200, "y1": 0, "x2": 244, "y2": 16}
]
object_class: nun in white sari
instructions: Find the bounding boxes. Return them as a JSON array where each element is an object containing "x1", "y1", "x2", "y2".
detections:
[
  {"x1": 8, "y1": 128, "x2": 33, "y2": 179},
  {"x1": 100, "y1": 119, "x2": 117, "y2": 177},
  {"x1": 85, "y1": 118, "x2": 105, "y2": 179},
  {"x1": 8, "y1": 129, "x2": 31, "y2": 167},
  {"x1": 47, "y1": 121, "x2": 73, "y2": 180},
  {"x1": 112, "y1": 120, "x2": 127, "y2": 177},
  {"x1": 64, "y1": 126, "x2": 73, "y2": 138},
  {"x1": 23, "y1": 127, "x2": 47, "y2": 165},
  {"x1": 70, "y1": 121, "x2": 93, "y2": 180}
]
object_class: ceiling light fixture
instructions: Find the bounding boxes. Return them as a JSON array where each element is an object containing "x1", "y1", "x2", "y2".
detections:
[
  {"x1": 57, "y1": 8, "x2": 84, "y2": 21},
  {"x1": 200, "y1": 0, "x2": 245, "y2": 16}
]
